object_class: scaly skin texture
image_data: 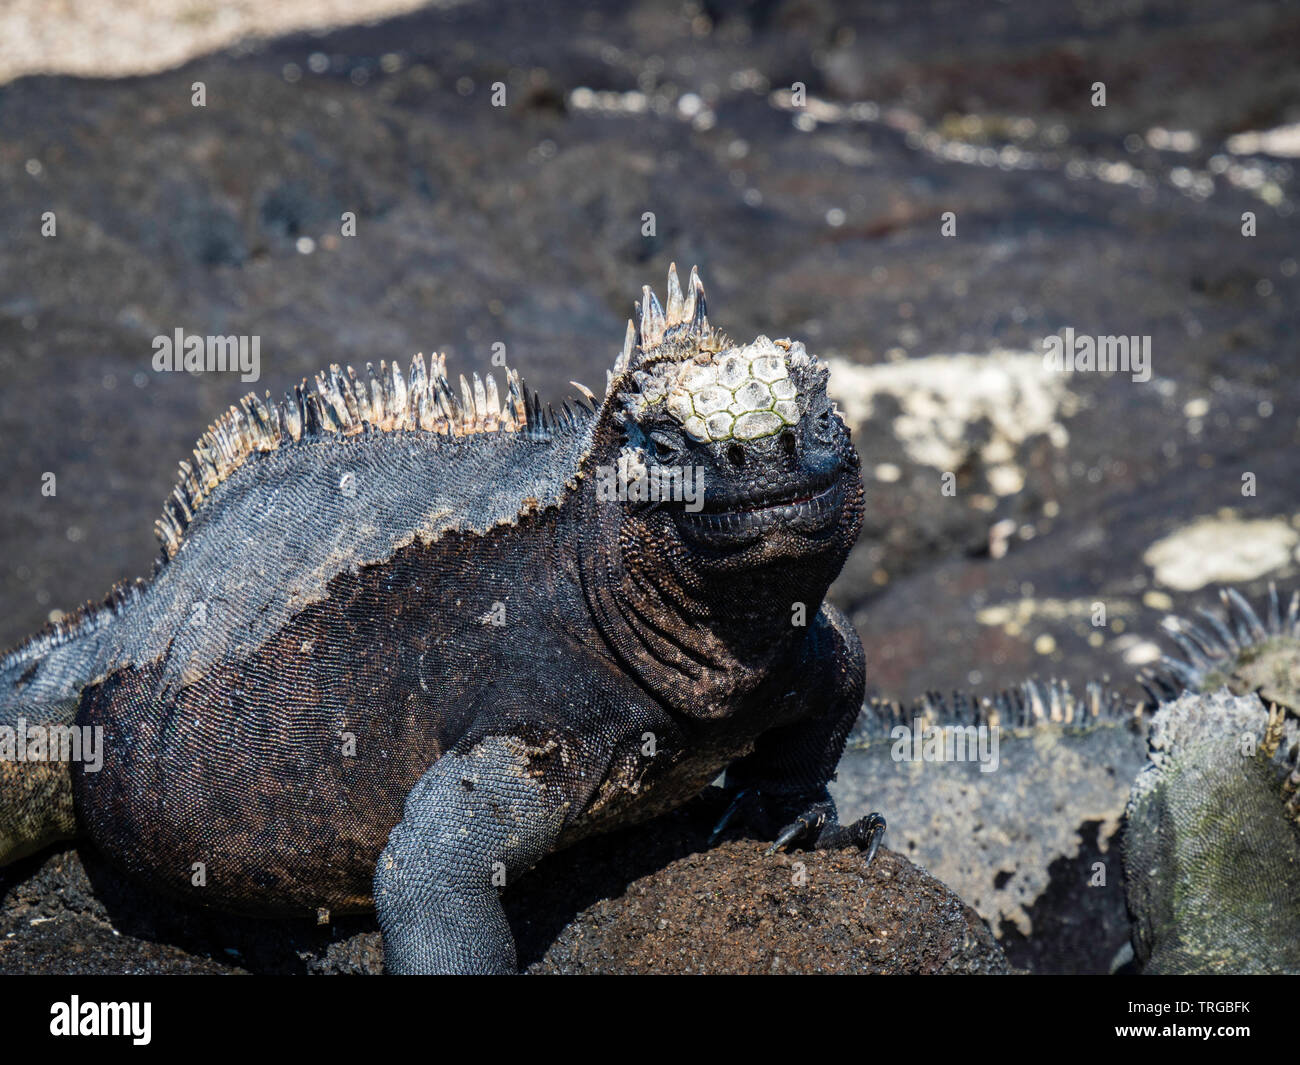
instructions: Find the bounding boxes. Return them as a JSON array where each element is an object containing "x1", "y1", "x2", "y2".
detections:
[
  {"x1": 0, "y1": 265, "x2": 877, "y2": 973},
  {"x1": 1124, "y1": 688, "x2": 1300, "y2": 974},
  {"x1": 1125, "y1": 587, "x2": 1300, "y2": 974}
]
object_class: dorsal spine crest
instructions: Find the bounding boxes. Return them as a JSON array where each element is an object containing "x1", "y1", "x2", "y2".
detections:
[{"x1": 154, "y1": 351, "x2": 535, "y2": 559}]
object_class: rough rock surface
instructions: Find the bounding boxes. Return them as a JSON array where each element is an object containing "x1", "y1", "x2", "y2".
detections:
[
  {"x1": 0, "y1": 796, "x2": 1011, "y2": 975},
  {"x1": 525, "y1": 842, "x2": 1010, "y2": 975},
  {"x1": 833, "y1": 716, "x2": 1145, "y2": 973}
]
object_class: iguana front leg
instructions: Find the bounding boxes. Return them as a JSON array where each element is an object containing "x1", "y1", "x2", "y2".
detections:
[
  {"x1": 716, "y1": 604, "x2": 885, "y2": 859},
  {"x1": 374, "y1": 734, "x2": 570, "y2": 974}
]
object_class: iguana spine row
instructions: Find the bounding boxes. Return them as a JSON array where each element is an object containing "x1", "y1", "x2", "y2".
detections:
[
  {"x1": 855, "y1": 677, "x2": 1135, "y2": 742},
  {"x1": 1139, "y1": 582, "x2": 1300, "y2": 705},
  {"x1": 156, "y1": 353, "x2": 536, "y2": 558}
]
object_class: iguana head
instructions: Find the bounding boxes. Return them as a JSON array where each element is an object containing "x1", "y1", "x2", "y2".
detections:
[{"x1": 595, "y1": 264, "x2": 863, "y2": 573}]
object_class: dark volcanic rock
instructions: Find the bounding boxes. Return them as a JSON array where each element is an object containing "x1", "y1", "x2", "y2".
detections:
[
  {"x1": 0, "y1": 795, "x2": 1009, "y2": 975},
  {"x1": 525, "y1": 842, "x2": 1012, "y2": 975},
  {"x1": 833, "y1": 714, "x2": 1144, "y2": 974}
]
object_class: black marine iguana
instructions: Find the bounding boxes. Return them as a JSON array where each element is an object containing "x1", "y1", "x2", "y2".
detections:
[{"x1": 0, "y1": 265, "x2": 884, "y2": 974}]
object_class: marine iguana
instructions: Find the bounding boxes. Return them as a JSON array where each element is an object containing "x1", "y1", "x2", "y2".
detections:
[
  {"x1": 0, "y1": 265, "x2": 884, "y2": 974},
  {"x1": 1125, "y1": 585, "x2": 1300, "y2": 974}
]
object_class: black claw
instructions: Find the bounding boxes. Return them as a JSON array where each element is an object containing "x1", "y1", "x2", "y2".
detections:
[
  {"x1": 857, "y1": 812, "x2": 887, "y2": 867},
  {"x1": 765, "y1": 802, "x2": 831, "y2": 856},
  {"x1": 764, "y1": 822, "x2": 804, "y2": 856},
  {"x1": 708, "y1": 788, "x2": 751, "y2": 845}
]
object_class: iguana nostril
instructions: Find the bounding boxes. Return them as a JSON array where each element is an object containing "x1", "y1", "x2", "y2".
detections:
[
  {"x1": 727, "y1": 443, "x2": 745, "y2": 469},
  {"x1": 780, "y1": 431, "x2": 796, "y2": 458}
]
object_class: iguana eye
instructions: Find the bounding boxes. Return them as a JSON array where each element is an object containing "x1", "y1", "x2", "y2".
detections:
[{"x1": 650, "y1": 431, "x2": 682, "y2": 461}]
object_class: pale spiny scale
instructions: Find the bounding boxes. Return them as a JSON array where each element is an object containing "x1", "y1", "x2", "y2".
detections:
[
  {"x1": 1161, "y1": 617, "x2": 1212, "y2": 670},
  {"x1": 459, "y1": 375, "x2": 476, "y2": 431},
  {"x1": 688, "y1": 267, "x2": 707, "y2": 335},
  {"x1": 506, "y1": 369, "x2": 526, "y2": 428},
  {"x1": 243, "y1": 395, "x2": 271, "y2": 445},
  {"x1": 681, "y1": 265, "x2": 699, "y2": 324},
  {"x1": 171, "y1": 485, "x2": 193, "y2": 522},
  {"x1": 299, "y1": 382, "x2": 321, "y2": 435},
  {"x1": 347, "y1": 365, "x2": 371, "y2": 424},
  {"x1": 300, "y1": 388, "x2": 323, "y2": 434},
  {"x1": 1197, "y1": 607, "x2": 1237, "y2": 653},
  {"x1": 640, "y1": 285, "x2": 666, "y2": 347},
  {"x1": 314, "y1": 372, "x2": 345, "y2": 430},
  {"x1": 214, "y1": 419, "x2": 236, "y2": 463},
  {"x1": 407, "y1": 357, "x2": 426, "y2": 427},
  {"x1": 409, "y1": 353, "x2": 428, "y2": 414},
  {"x1": 484, "y1": 374, "x2": 501, "y2": 431},
  {"x1": 340, "y1": 374, "x2": 363, "y2": 431},
  {"x1": 280, "y1": 390, "x2": 302, "y2": 442},
  {"x1": 473, "y1": 374, "x2": 488, "y2": 426},
  {"x1": 328, "y1": 364, "x2": 349, "y2": 422},
  {"x1": 665, "y1": 262, "x2": 684, "y2": 324},
  {"x1": 615, "y1": 320, "x2": 636, "y2": 377},
  {"x1": 192, "y1": 448, "x2": 215, "y2": 490},
  {"x1": 366, "y1": 364, "x2": 384, "y2": 425},
  {"x1": 389, "y1": 361, "x2": 409, "y2": 430},
  {"x1": 1223, "y1": 587, "x2": 1266, "y2": 642},
  {"x1": 434, "y1": 359, "x2": 459, "y2": 428},
  {"x1": 413, "y1": 387, "x2": 430, "y2": 432},
  {"x1": 177, "y1": 459, "x2": 199, "y2": 504},
  {"x1": 370, "y1": 362, "x2": 388, "y2": 427},
  {"x1": 326, "y1": 365, "x2": 352, "y2": 429}
]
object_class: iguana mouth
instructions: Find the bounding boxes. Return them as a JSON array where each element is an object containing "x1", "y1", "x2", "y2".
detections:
[{"x1": 674, "y1": 480, "x2": 845, "y2": 546}]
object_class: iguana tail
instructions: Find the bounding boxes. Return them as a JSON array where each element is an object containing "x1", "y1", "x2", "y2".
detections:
[
  {"x1": 0, "y1": 581, "x2": 144, "y2": 866},
  {"x1": 0, "y1": 696, "x2": 80, "y2": 866}
]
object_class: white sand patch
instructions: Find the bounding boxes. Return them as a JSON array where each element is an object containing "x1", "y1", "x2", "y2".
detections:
[
  {"x1": 977, "y1": 596, "x2": 1136, "y2": 631},
  {"x1": 1143, "y1": 515, "x2": 1299, "y2": 591},
  {"x1": 0, "y1": 0, "x2": 459, "y2": 84},
  {"x1": 1227, "y1": 124, "x2": 1300, "y2": 158},
  {"x1": 826, "y1": 351, "x2": 1076, "y2": 488}
]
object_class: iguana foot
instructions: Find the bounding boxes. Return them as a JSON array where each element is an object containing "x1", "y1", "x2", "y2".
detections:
[
  {"x1": 766, "y1": 802, "x2": 886, "y2": 865},
  {"x1": 709, "y1": 786, "x2": 886, "y2": 865}
]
